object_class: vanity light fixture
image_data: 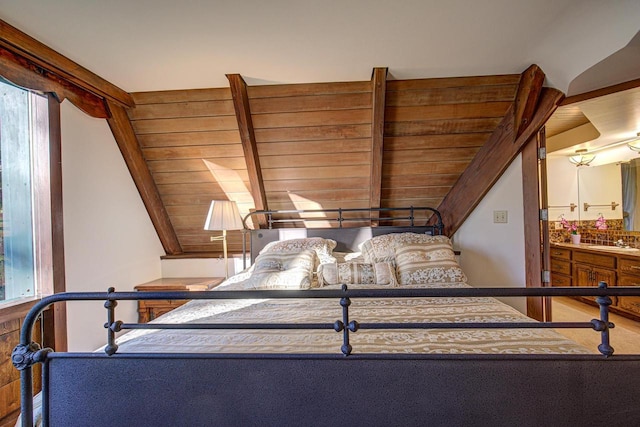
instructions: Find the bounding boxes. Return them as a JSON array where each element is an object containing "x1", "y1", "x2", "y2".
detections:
[
  {"x1": 568, "y1": 149, "x2": 595, "y2": 166},
  {"x1": 626, "y1": 132, "x2": 640, "y2": 152}
]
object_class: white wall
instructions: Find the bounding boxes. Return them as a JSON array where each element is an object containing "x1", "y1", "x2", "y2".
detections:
[
  {"x1": 61, "y1": 102, "x2": 164, "y2": 351},
  {"x1": 160, "y1": 256, "x2": 239, "y2": 278},
  {"x1": 454, "y1": 156, "x2": 526, "y2": 313},
  {"x1": 547, "y1": 156, "x2": 580, "y2": 223},
  {"x1": 577, "y1": 163, "x2": 623, "y2": 221}
]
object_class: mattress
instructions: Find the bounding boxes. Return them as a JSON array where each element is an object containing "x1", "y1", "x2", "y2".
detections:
[{"x1": 114, "y1": 274, "x2": 590, "y2": 355}]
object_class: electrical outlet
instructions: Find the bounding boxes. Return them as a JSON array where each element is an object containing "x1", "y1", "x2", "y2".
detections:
[{"x1": 493, "y1": 210, "x2": 508, "y2": 223}]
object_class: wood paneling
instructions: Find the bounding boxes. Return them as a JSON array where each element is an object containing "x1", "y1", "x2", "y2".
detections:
[
  {"x1": 126, "y1": 68, "x2": 535, "y2": 254},
  {"x1": 128, "y1": 83, "x2": 250, "y2": 253},
  {"x1": 251, "y1": 79, "x2": 374, "y2": 228}
]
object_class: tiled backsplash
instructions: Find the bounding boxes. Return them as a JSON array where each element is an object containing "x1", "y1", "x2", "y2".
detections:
[{"x1": 550, "y1": 219, "x2": 640, "y2": 247}]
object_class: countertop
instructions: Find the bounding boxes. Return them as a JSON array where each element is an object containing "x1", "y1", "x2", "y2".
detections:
[{"x1": 551, "y1": 242, "x2": 640, "y2": 257}]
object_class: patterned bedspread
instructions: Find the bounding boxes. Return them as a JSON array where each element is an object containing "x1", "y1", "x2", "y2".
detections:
[{"x1": 115, "y1": 276, "x2": 590, "y2": 355}]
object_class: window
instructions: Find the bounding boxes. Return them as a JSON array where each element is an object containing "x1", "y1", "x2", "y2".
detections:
[{"x1": 0, "y1": 79, "x2": 51, "y2": 304}]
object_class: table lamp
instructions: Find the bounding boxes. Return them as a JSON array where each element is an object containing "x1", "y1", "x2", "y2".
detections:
[{"x1": 204, "y1": 200, "x2": 243, "y2": 278}]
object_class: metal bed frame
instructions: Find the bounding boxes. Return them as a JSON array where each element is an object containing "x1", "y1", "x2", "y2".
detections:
[
  {"x1": 241, "y1": 206, "x2": 444, "y2": 268},
  {"x1": 13, "y1": 285, "x2": 640, "y2": 426},
  {"x1": 12, "y1": 207, "x2": 640, "y2": 426}
]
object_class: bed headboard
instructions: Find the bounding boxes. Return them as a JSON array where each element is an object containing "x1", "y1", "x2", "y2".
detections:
[{"x1": 242, "y1": 207, "x2": 444, "y2": 264}]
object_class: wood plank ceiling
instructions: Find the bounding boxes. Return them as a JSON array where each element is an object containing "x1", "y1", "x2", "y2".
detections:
[{"x1": 125, "y1": 70, "x2": 528, "y2": 256}]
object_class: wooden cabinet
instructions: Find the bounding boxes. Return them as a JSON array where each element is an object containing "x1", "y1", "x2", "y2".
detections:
[
  {"x1": 574, "y1": 263, "x2": 617, "y2": 304},
  {"x1": 617, "y1": 258, "x2": 640, "y2": 317},
  {"x1": 573, "y1": 250, "x2": 617, "y2": 305},
  {"x1": 135, "y1": 277, "x2": 224, "y2": 323},
  {"x1": 550, "y1": 244, "x2": 640, "y2": 319}
]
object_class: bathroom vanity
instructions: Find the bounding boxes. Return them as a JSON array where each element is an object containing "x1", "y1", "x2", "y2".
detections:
[{"x1": 551, "y1": 243, "x2": 640, "y2": 319}]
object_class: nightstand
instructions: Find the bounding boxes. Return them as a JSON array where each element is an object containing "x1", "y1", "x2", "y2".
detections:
[{"x1": 134, "y1": 277, "x2": 224, "y2": 323}]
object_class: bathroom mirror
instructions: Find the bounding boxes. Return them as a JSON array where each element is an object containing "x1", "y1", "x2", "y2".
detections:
[
  {"x1": 576, "y1": 163, "x2": 624, "y2": 226},
  {"x1": 547, "y1": 156, "x2": 630, "y2": 230}
]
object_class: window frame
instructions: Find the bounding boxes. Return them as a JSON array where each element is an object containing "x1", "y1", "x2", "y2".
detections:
[{"x1": 0, "y1": 92, "x2": 65, "y2": 350}]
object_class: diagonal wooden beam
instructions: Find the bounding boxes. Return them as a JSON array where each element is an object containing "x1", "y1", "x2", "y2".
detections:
[
  {"x1": 226, "y1": 73, "x2": 268, "y2": 228},
  {"x1": 0, "y1": 18, "x2": 134, "y2": 108},
  {"x1": 514, "y1": 64, "x2": 546, "y2": 138},
  {"x1": 370, "y1": 67, "x2": 388, "y2": 219},
  {"x1": 106, "y1": 101, "x2": 182, "y2": 254},
  {"x1": 0, "y1": 46, "x2": 109, "y2": 119},
  {"x1": 435, "y1": 87, "x2": 564, "y2": 236}
]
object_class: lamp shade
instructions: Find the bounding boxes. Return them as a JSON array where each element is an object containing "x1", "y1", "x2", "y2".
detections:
[{"x1": 204, "y1": 200, "x2": 244, "y2": 231}]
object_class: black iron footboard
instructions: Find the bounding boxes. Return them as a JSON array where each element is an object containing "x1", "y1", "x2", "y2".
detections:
[{"x1": 13, "y1": 283, "x2": 640, "y2": 427}]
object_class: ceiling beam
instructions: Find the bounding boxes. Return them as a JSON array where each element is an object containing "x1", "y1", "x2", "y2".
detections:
[
  {"x1": 435, "y1": 87, "x2": 564, "y2": 236},
  {"x1": 370, "y1": 67, "x2": 388, "y2": 218},
  {"x1": 0, "y1": 19, "x2": 134, "y2": 108},
  {"x1": 226, "y1": 73, "x2": 268, "y2": 228},
  {"x1": 514, "y1": 64, "x2": 545, "y2": 138},
  {"x1": 0, "y1": 46, "x2": 109, "y2": 119},
  {"x1": 106, "y1": 101, "x2": 183, "y2": 255}
]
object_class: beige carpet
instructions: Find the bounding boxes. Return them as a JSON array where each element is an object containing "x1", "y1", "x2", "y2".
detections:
[{"x1": 553, "y1": 297, "x2": 640, "y2": 355}]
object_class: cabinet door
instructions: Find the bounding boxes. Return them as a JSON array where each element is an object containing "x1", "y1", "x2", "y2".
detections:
[
  {"x1": 593, "y1": 267, "x2": 616, "y2": 288},
  {"x1": 574, "y1": 264, "x2": 616, "y2": 304},
  {"x1": 574, "y1": 264, "x2": 593, "y2": 288}
]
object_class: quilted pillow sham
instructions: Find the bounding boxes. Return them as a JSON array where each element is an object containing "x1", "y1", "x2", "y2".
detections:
[
  {"x1": 359, "y1": 233, "x2": 452, "y2": 264},
  {"x1": 259, "y1": 237, "x2": 337, "y2": 266},
  {"x1": 394, "y1": 243, "x2": 467, "y2": 285},
  {"x1": 253, "y1": 249, "x2": 317, "y2": 273},
  {"x1": 317, "y1": 262, "x2": 397, "y2": 286}
]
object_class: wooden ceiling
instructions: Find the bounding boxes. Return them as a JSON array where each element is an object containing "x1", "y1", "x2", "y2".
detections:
[{"x1": 117, "y1": 66, "x2": 553, "y2": 256}]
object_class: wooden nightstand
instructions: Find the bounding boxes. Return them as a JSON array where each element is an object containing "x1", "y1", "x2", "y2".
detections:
[{"x1": 134, "y1": 277, "x2": 224, "y2": 323}]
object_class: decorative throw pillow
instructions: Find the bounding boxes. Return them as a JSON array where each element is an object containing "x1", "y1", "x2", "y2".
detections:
[
  {"x1": 318, "y1": 262, "x2": 398, "y2": 286},
  {"x1": 359, "y1": 233, "x2": 451, "y2": 264},
  {"x1": 259, "y1": 237, "x2": 337, "y2": 266},
  {"x1": 253, "y1": 249, "x2": 317, "y2": 274},
  {"x1": 394, "y1": 243, "x2": 467, "y2": 285},
  {"x1": 248, "y1": 249, "x2": 317, "y2": 289}
]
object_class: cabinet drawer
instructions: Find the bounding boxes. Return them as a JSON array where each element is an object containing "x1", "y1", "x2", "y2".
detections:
[
  {"x1": 574, "y1": 251, "x2": 616, "y2": 269},
  {"x1": 619, "y1": 258, "x2": 640, "y2": 277},
  {"x1": 551, "y1": 272, "x2": 571, "y2": 287},
  {"x1": 550, "y1": 259, "x2": 571, "y2": 275},
  {"x1": 617, "y1": 276, "x2": 640, "y2": 317},
  {"x1": 550, "y1": 247, "x2": 571, "y2": 260},
  {"x1": 138, "y1": 299, "x2": 186, "y2": 310}
]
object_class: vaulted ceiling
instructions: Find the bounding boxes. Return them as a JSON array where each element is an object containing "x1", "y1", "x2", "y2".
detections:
[{"x1": 1, "y1": 2, "x2": 638, "y2": 257}]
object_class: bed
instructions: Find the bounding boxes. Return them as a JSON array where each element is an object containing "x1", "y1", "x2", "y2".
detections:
[{"x1": 13, "y1": 207, "x2": 640, "y2": 426}]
